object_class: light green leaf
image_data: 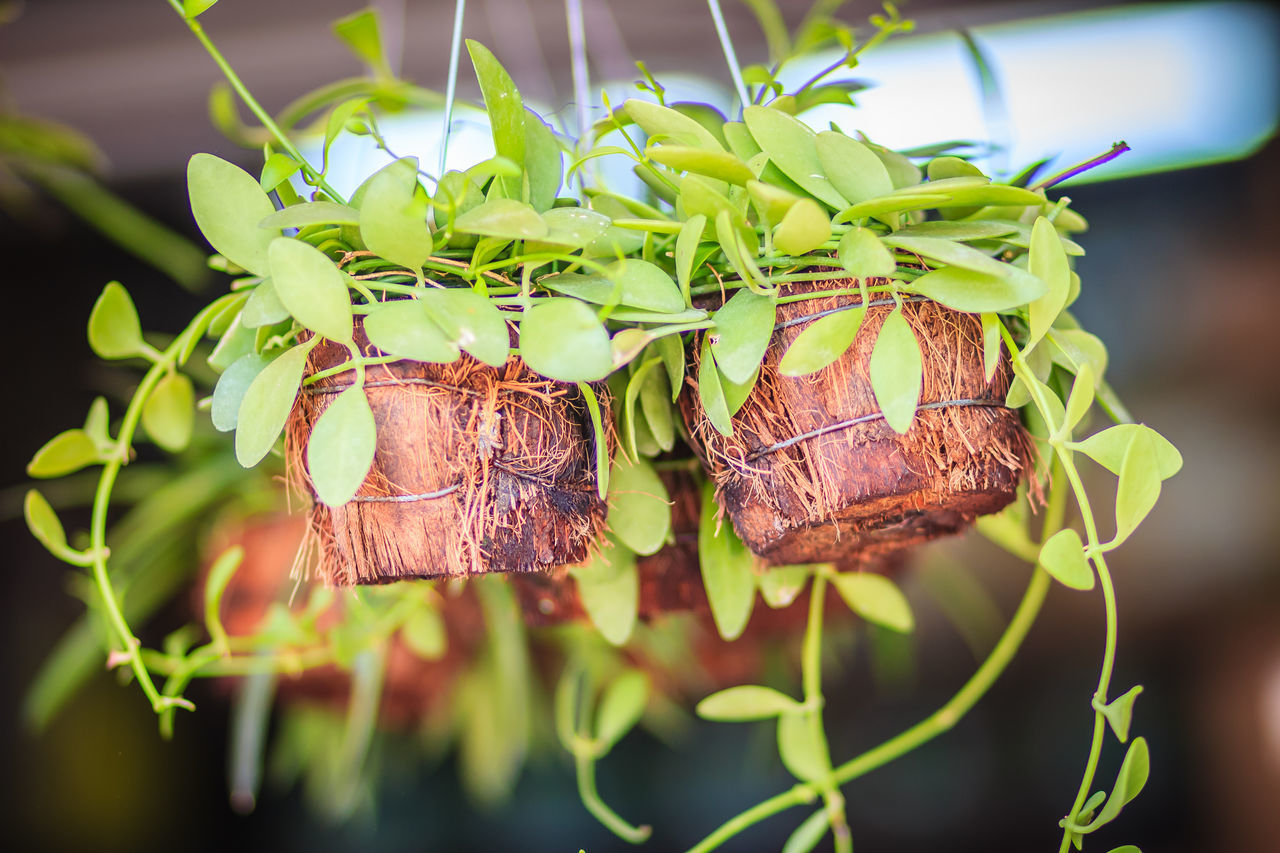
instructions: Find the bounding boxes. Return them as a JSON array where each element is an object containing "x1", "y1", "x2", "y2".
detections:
[
  {"x1": 267, "y1": 238, "x2": 353, "y2": 344},
  {"x1": 608, "y1": 456, "x2": 671, "y2": 556},
  {"x1": 1079, "y1": 738, "x2": 1149, "y2": 832},
  {"x1": 534, "y1": 207, "x2": 610, "y2": 249},
  {"x1": 698, "y1": 338, "x2": 733, "y2": 437},
  {"x1": 714, "y1": 210, "x2": 772, "y2": 294},
  {"x1": 698, "y1": 482, "x2": 756, "y2": 639},
  {"x1": 883, "y1": 234, "x2": 1046, "y2": 290},
  {"x1": 364, "y1": 300, "x2": 460, "y2": 363},
  {"x1": 980, "y1": 312, "x2": 1002, "y2": 383},
  {"x1": 778, "y1": 306, "x2": 865, "y2": 377},
  {"x1": 646, "y1": 144, "x2": 754, "y2": 184},
  {"x1": 24, "y1": 490, "x2": 70, "y2": 558},
  {"x1": 1063, "y1": 363, "x2": 1096, "y2": 434},
  {"x1": 142, "y1": 372, "x2": 195, "y2": 452},
  {"x1": 869, "y1": 307, "x2": 922, "y2": 434},
  {"x1": 83, "y1": 397, "x2": 110, "y2": 449},
  {"x1": 624, "y1": 98, "x2": 724, "y2": 150},
  {"x1": 572, "y1": 542, "x2": 639, "y2": 646},
  {"x1": 634, "y1": 362, "x2": 674, "y2": 451},
  {"x1": 87, "y1": 282, "x2": 146, "y2": 360},
  {"x1": 212, "y1": 354, "x2": 270, "y2": 432},
  {"x1": 28, "y1": 430, "x2": 100, "y2": 478},
  {"x1": 523, "y1": 110, "x2": 563, "y2": 212},
  {"x1": 1048, "y1": 329, "x2": 1109, "y2": 379},
  {"x1": 831, "y1": 571, "x2": 914, "y2": 632},
  {"x1": 710, "y1": 288, "x2": 776, "y2": 384},
  {"x1": 773, "y1": 198, "x2": 831, "y2": 257},
  {"x1": 681, "y1": 173, "x2": 742, "y2": 223},
  {"x1": 723, "y1": 120, "x2": 761, "y2": 161},
  {"x1": 595, "y1": 670, "x2": 650, "y2": 750},
  {"x1": 655, "y1": 333, "x2": 685, "y2": 403},
  {"x1": 1076, "y1": 425, "x2": 1182, "y2": 480},
  {"x1": 1095, "y1": 685, "x2": 1143, "y2": 743},
  {"x1": 782, "y1": 809, "x2": 831, "y2": 853},
  {"x1": 454, "y1": 198, "x2": 548, "y2": 240},
  {"x1": 838, "y1": 227, "x2": 896, "y2": 278},
  {"x1": 307, "y1": 385, "x2": 376, "y2": 507},
  {"x1": 208, "y1": 314, "x2": 255, "y2": 372},
  {"x1": 358, "y1": 157, "x2": 434, "y2": 271},
  {"x1": 675, "y1": 214, "x2": 706, "y2": 298},
  {"x1": 520, "y1": 298, "x2": 612, "y2": 381},
  {"x1": 187, "y1": 153, "x2": 278, "y2": 276},
  {"x1": 816, "y1": 131, "x2": 893, "y2": 205},
  {"x1": 974, "y1": 504, "x2": 1038, "y2": 560},
  {"x1": 420, "y1": 288, "x2": 510, "y2": 367},
  {"x1": 259, "y1": 152, "x2": 301, "y2": 192},
  {"x1": 722, "y1": 367, "x2": 758, "y2": 416},
  {"x1": 235, "y1": 342, "x2": 313, "y2": 467},
  {"x1": 333, "y1": 8, "x2": 388, "y2": 74},
  {"x1": 747, "y1": 179, "x2": 802, "y2": 224},
  {"x1": 777, "y1": 712, "x2": 828, "y2": 782},
  {"x1": 905, "y1": 266, "x2": 1045, "y2": 313},
  {"x1": 1113, "y1": 429, "x2": 1162, "y2": 544},
  {"x1": 468, "y1": 41, "x2": 526, "y2": 196},
  {"x1": 202, "y1": 544, "x2": 243, "y2": 653},
  {"x1": 742, "y1": 106, "x2": 848, "y2": 210},
  {"x1": 322, "y1": 97, "x2": 371, "y2": 171},
  {"x1": 260, "y1": 201, "x2": 360, "y2": 230},
  {"x1": 695, "y1": 685, "x2": 801, "y2": 721},
  {"x1": 866, "y1": 142, "x2": 923, "y2": 189},
  {"x1": 183, "y1": 0, "x2": 219, "y2": 18},
  {"x1": 578, "y1": 381, "x2": 609, "y2": 501},
  {"x1": 402, "y1": 607, "x2": 447, "y2": 661},
  {"x1": 895, "y1": 220, "x2": 1017, "y2": 241},
  {"x1": 606, "y1": 259, "x2": 684, "y2": 313},
  {"x1": 759, "y1": 565, "x2": 811, "y2": 609},
  {"x1": 1027, "y1": 216, "x2": 1072, "y2": 350},
  {"x1": 240, "y1": 279, "x2": 290, "y2": 329},
  {"x1": 927, "y1": 156, "x2": 984, "y2": 180},
  {"x1": 1038, "y1": 529, "x2": 1094, "y2": 590}
]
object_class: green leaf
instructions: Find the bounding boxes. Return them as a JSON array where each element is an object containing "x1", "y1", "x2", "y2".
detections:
[
  {"x1": 777, "y1": 712, "x2": 828, "y2": 782},
  {"x1": 307, "y1": 385, "x2": 376, "y2": 507},
  {"x1": 1074, "y1": 425, "x2": 1181, "y2": 481},
  {"x1": 1113, "y1": 429, "x2": 1163, "y2": 545},
  {"x1": 698, "y1": 482, "x2": 756, "y2": 639},
  {"x1": 868, "y1": 307, "x2": 922, "y2": 434},
  {"x1": 578, "y1": 381, "x2": 609, "y2": 501},
  {"x1": 838, "y1": 227, "x2": 895, "y2": 278},
  {"x1": 83, "y1": 397, "x2": 110, "y2": 449},
  {"x1": 1062, "y1": 363, "x2": 1096, "y2": 434},
  {"x1": 714, "y1": 210, "x2": 772, "y2": 294},
  {"x1": 1027, "y1": 216, "x2": 1072, "y2": 350},
  {"x1": 831, "y1": 571, "x2": 914, "y2": 632},
  {"x1": 259, "y1": 152, "x2": 301, "y2": 192},
  {"x1": 358, "y1": 157, "x2": 434, "y2": 271},
  {"x1": 184, "y1": 0, "x2": 219, "y2": 18},
  {"x1": 654, "y1": 333, "x2": 685, "y2": 403},
  {"x1": 606, "y1": 259, "x2": 684, "y2": 313},
  {"x1": 212, "y1": 354, "x2": 270, "y2": 432},
  {"x1": 1048, "y1": 329, "x2": 1108, "y2": 379},
  {"x1": 534, "y1": 207, "x2": 610, "y2": 249},
  {"x1": 624, "y1": 98, "x2": 724, "y2": 150},
  {"x1": 782, "y1": 809, "x2": 831, "y2": 853},
  {"x1": 420, "y1": 288, "x2": 510, "y2": 367},
  {"x1": 235, "y1": 342, "x2": 313, "y2": 467},
  {"x1": 1095, "y1": 685, "x2": 1143, "y2": 743},
  {"x1": 572, "y1": 542, "x2": 639, "y2": 646},
  {"x1": 187, "y1": 153, "x2": 278, "y2": 276},
  {"x1": 268, "y1": 238, "x2": 353, "y2": 344},
  {"x1": 675, "y1": 214, "x2": 706, "y2": 298},
  {"x1": 778, "y1": 306, "x2": 865, "y2": 377},
  {"x1": 646, "y1": 144, "x2": 754, "y2": 184},
  {"x1": 695, "y1": 685, "x2": 801, "y2": 721},
  {"x1": 523, "y1": 110, "x2": 563, "y2": 212},
  {"x1": 333, "y1": 8, "x2": 388, "y2": 75},
  {"x1": 208, "y1": 314, "x2": 256, "y2": 372},
  {"x1": 28, "y1": 430, "x2": 100, "y2": 478},
  {"x1": 906, "y1": 266, "x2": 1045, "y2": 313},
  {"x1": 608, "y1": 456, "x2": 671, "y2": 556},
  {"x1": 867, "y1": 142, "x2": 923, "y2": 189},
  {"x1": 260, "y1": 201, "x2": 360, "y2": 230},
  {"x1": 896, "y1": 220, "x2": 1017, "y2": 241},
  {"x1": 883, "y1": 234, "x2": 1046, "y2": 292},
  {"x1": 759, "y1": 565, "x2": 810, "y2": 609},
  {"x1": 87, "y1": 282, "x2": 146, "y2": 360},
  {"x1": 454, "y1": 198, "x2": 548, "y2": 240},
  {"x1": 1038, "y1": 529, "x2": 1094, "y2": 590},
  {"x1": 638, "y1": 358, "x2": 675, "y2": 451},
  {"x1": 1105, "y1": 847, "x2": 1141, "y2": 853},
  {"x1": 710, "y1": 288, "x2": 776, "y2": 384},
  {"x1": 773, "y1": 198, "x2": 831, "y2": 257},
  {"x1": 402, "y1": 607, "x2": 447, "y2": 661},
  {"x1": 467, "y1": 41, "x2": 526, "y2": 188},
  {"x1": 980, "y1": 312, "x2": 1002, "y2": 383},
  {"x1": 202, "y1": 544, "x2": 243, "y2": 652},
  {"x1": 742, "y1": 106, "x2": 848, "y2": 210},
  {"x1": 364, "y1": 300, "x2": 460, "y2": 363},
  {"x1": 974, "y1": 504, "x2": 1038, "y2": 560},
  {"x1": 595, "y1": 670, "x2": 650, "y2": 750},
  {"x1": 24, "y1": 489, "x2": 69, "y2": 557},
  {"x1": 142, "y1": 372, "x2": 195, "y2": 452},
  {"x1": 816, "y1": 131, "x2": 894, "y2": 205},
  {"x1": 240, "y1": 279, "x2": 290, "y2": 329},
  {"x1": 520, "y1": 298, "x2": 612, "y2": 382},
  {"x1": 1079, "y1": 738, "x2": 1150, "y2": 832},
  {"x1": 746, "y1": 179, "x2": 802, "y2": 224},
  {"x1": 698, "y1": 339, "x2": 734, "y2": 437},
  {"x1": 927, "y1": 156, "x2": 984, "y2": 180},
  {"x1": 722, "y1": 367, "x2": 758, "y2": 416}
]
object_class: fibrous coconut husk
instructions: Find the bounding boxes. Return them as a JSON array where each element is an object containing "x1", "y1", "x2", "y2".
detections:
[
  {"x1": 680, "y1": 279, "x2": 1033, "y2": 565},
  {"x1": 286, "y1": 321, "x2": 612, "y2": 585}
]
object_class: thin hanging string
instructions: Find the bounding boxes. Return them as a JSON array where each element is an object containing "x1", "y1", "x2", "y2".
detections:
[
  {"x1": 566, "y1": 0, "x2": 591, "y2": 155},
  {"x1": 439, "y1": 0, "x2": 468, "y2": 179},
  {"x1": 706, "y1": 0, "x2": 750, "y2": 110}
]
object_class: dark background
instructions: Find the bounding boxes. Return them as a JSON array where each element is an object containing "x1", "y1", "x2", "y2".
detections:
[{"x1": 3, "y1": 1, "x2": 1278, "y2": 851}]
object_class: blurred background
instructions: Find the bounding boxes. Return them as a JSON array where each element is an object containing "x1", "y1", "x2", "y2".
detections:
[{"x1": 2, "y1": 0, "x2": 1278, "y2": 850}]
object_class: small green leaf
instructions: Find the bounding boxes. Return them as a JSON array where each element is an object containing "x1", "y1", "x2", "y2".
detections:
[
  {"x1": 869, "y1": 307, "x2": 922, "y2": 434},
  {"x1": 606, "y1": 259, "x2": 684, "y2": 314},
  {"x1": 332, "y1": 8, "x2": 388, "y2": 75},
  {"x1": 83, "y1": 397, "x2": 110, "y2": 448},
  {"x1": 421, "y1": 288, "x2": 510, "y2": 367},
  {"x1": 454, "y1": 198, "x2": 548, "y2": 240},
  {"x1": 710, "y1": 289, "x2": 776, "y2": 384},
  {"x1": 87, "y1": 282, "x2": 146, "y2": 360},
  {"x1": 523, "y1": 110, "x2": 563, "y2": 212},
  {"x1": 184, "y1": 0, "x2": 219, "y2": 18},
  {"x1": 212, "y1": 354, "x2": 270, "y2": 432},
  {"x1": 782, "y1": 809, "x2": 831, "y2": 853},
  {"x1": 1096, "y1": 685, "x2": 1143, "y2": 743},
  {"x1": 695, "y1": 685, "x2": 801, "y2": 721},
  {"x1": 28, "y1": 430, "x2": 100, "y2": 478},
  {"x1": 698, "y1": 481, "x2": 756, "y2": 639},
  {"x1": 142, "y1": 372, "x2": 195, "y2": 452},
  {"x1": 837, "y1": 227, "x2": 896, "y2": 278},
  {"x1": 520, "y1": 298, "x2": 612, "y2": 381},
  {"x1": 358, "y1": 157, "x2": 434, "y2": 272},
  {"x1": 773, "y1": 198, "x2": 831, "y2": 257},
  {"x1": 905, "y1": 266, "x2": 1045, "y2": 314},
  {"x1": 1062, "y1": 363, "x2": 1096, "y2": 434},
  {"x1": 1079, "y1": 738, "x2": 1150, "y2": 832},
  {"x1": 655, "y1": 333, "x2": 685, "y2": 403},
  {"x1": 1113, "y1": 429, "x2": 1163, "y2": 544},
  {"x1": 203, "y1": 544, "x2": 243, "y2": 652},
  {"x1": 624, "y1": 99, "x2": 724, "y2": 150},
  {"x1": 1027, "y1": 215, "x2": 1072, "y2": 350},
  {"x1": 402, "y1": 607, "x2": 447, "y2": 661},
  {"x1": 1105, "y1": 847, "x2": 1141, "y2": 853},
  {"x1": 675, "y1": 214, "x2": 706, "y2": 299},
  {"x1": 1074, "y1": 424, "x2": 1181, "y2": 481},
  {"x1": 896, "y1": 220, "x2": 1017, "y2": 241},
  {"x1": 638, "y1": 361, "x2": 675, "y2": 451},
  {"x1": 759, "y1": 565, "x2": 811, "y2": 609},
  {"x1": 467, "y1": 41, "x2": 526, "y2": 189},
  {"x1": 578, "y1": 381, "x2": 609, "y2": 501},
  {"x1": 235, "y1": 342, "x2": 313, "y2": 467},
  {"x1": 259, "y1": 152, "x2": 301, "y2": 192},
  {"x1": 307, "y1": 385, "x2": 376, "y2": 507},
  {"x1": 24, "y1": 490, "x2": 69, "y2": 557},
  {"x1": 646, "y1": 144, "x2": 754, "y2": 184},
  {"x1": 742, "y1": 106, "x2": 848, "y2": 210},
  {"x1": 259, "y1": 201, "x2": 360, "y2": 230},
  {"x1": 777, "y1": 712, "x2": 828, "y2": 782},
  {"x1": 187, "y1": 153, "x2": 278, "y2": 276},
  {"x1": 608, "y1": 456, "x2": 671, "y2": 556},
  {"x1": 698, "y1": 338, "x2": 733, "y2": 437},
  {"x1": 572, "y1": 542, "x2": 639, "y2": 646},
  {"x1": 980, "y1": 312, "x2": 1002, "y2": 383},
  {"x1": 883, "y1": 234, "x2": 1046, "y2": 291},
  {"x1": 1038, "y1": 529, "x2": 1094, "y2": 590},
  {"x1": 831, "y1": 571, "x2": 914, "y2": 632},
  {"x1": 240, "y1": 279, "x2": 290, "y2": 329},
  {"x1": 268, "y1": 238, "x2": 353, "y2": 344},
  {"x1": 867, "y1": 142, "x2": 923, "y2": 189},
  {"x1": 595, "y1": 670, "x2": 650, "y2": 750},
  {"x1": 364, "y1": 300, "x2": 460, "y2": 363},
  {"x1": 778, "y1": 306, "x2": 865, "y2": 377},
  {"x1": 816, "y1": 131, "x2": 893, "y2": 205},
  {"x1": 714, "y1": 210, "x2": 772, "y2": 294},
  {"x1": 534, "y1": 207, "x2": 610, "y2": 249}
]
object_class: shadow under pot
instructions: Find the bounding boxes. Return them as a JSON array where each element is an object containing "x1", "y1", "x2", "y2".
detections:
[
  {"x1": 286, "y1": 320, "x2": 612, "y2": 585},
  {"x1": 680, "y1": 279, "x2": 1033, "y2": 565}
]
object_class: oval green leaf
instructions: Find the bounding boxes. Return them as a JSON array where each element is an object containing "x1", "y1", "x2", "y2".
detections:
[
  {"x1": 519, "y1": 298, "x2": 612, "y2": 381},
  {"x1": 608, "y1": 456, "x2": 671, "y2": 556},
  {"x1": 87, "y1": 282, "x2": 146, "y2": 360},
  {"x1": 742, "y1": 106, "x2": 848, "y2": 210},
  {"x1": 358, "y1": 157, "x2": 434, "y2": 271},
  {"x1": 695, "y1": 685, "x2": 801, "y2": 721},
  {"x1": 421, "y1": 288, "x2": 511, "y2": 367},
  {"x1": 868, "y1": 307, "x2": 922, "y2": 434},
  {"x1": 187, "y1": 153, "x2": 278, "y2": 276},
  {"x1": 831, "y1": 571, "x2": 914, "y2": 632},
  {"x1": 235, "y1": 342, "x2": 312, "y2": 467},
  {"x1": 710, "y1": 288, "x2": 776, "y2": 385},
  {"x1": 1038, "y1": 528, "x2": 1094, "y2": 590},
  {"x1": 816, "y1": 131, "x2": 894, "y2": 205},
  {"x1": 571, "y1": 543, "x2": 639, "y2": 646},
  {"x1": 24, "y1": 489, "x2": 69, "y2": 557},
  {"x1": 268, "y1": 238, "x2": 353, "y2": 344},
  {"x1": 905, "y1": 266, "x2": 1046, "y2": 313},
  {"x1": 838, "y1": 227, "x2": 896, "y2": 279},
  {"x1": 364, "y1": 300, "x2": 460, "y2": 363},
  {"x1": 211, "y1": 353, "x2": 270, "y2": 432},
  {"x1": 773, "y1": 198, "x2": 831, "y2": 257},
  {"x1": 595, "y1": 670, "x2": 650, "y2": 751},
  {"x1": 142, "y1": 372, "x2": 195, "y2": 452},
  {"x1": 28, "y1": 429, "x2": 100, "y2": 478},
  {"x1": 647, "y1": 144, "x2": 754, "y2": 184},
  {"x1": 307, "y1": 385, "x2": 376, "y2": 507},
  {"x1": 454, "y1": 198, "x2": 548, "y2": 240},
  {"x1": 778, "y1": 306, "x2": 865, "y2": 377},
  {"x1": 698, "y1": 482, "x2": 756, "y2": 639}
]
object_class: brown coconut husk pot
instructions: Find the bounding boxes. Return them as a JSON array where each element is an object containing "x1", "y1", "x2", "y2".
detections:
[
  {"x1": 286, "y1": 319, "x2": 612, "y2": 585},
  {"x1": 201, "y1": 514, "x2": 484, "y2": 728},
  {"x1": 680, "y1": 279, "x2": 1033, "y2": 566}
]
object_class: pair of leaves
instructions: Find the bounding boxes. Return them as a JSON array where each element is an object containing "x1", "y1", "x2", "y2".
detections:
[{"x1": 1075, "y1": 424, "x2": 1181, "y2": 545}]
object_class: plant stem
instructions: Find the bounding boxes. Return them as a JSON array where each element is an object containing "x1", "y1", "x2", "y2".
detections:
[
  {"x1": 439, "y1": 0, "x2": 468, "y2": 179},
  {"x1": 705, "y1": 0, "x2": 750, "y2": 110},
  {"x1": 575, "y1": 752, "x2": 653, "y2": 844},
  {"x1": 1032, "y1": 142, "x2": 1130, "y2": 191}
]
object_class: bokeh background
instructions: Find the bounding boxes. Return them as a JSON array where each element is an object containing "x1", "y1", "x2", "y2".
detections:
[{"x1": 3, "y1": 0, "x2": 1278, "y2": 850}]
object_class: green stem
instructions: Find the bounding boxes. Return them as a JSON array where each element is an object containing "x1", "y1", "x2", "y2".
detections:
[
  {"x1": 163, "y1": 0, "x2": 345, "y2": 202},
  {"x1": 575, "y1": 752, "x2": 653, "y2": 844}
]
